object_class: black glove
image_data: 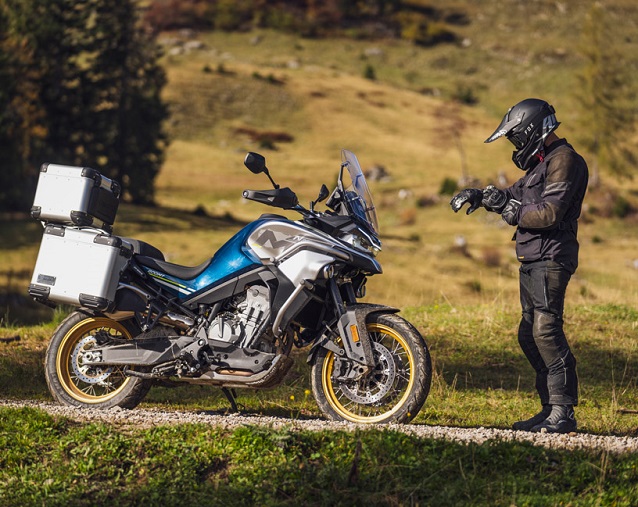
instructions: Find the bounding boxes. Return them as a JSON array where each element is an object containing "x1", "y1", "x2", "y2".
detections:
[
  {"x1": 450, "y1": 188, "x2": 483, "y2": 215},
  {"x1": 501, "y1": 199, "x2": 521, "y2": 225},
  {"x1": 482, "y1": 185, "x2": 508, "y2": 213}
]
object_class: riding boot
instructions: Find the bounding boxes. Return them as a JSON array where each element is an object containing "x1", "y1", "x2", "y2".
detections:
[
  {"x1": 530, "y1": 404, "x2": 577, "y2": 434},
  {"x1": 512, "y1": 405, "x2": 552, "y2": 431}
]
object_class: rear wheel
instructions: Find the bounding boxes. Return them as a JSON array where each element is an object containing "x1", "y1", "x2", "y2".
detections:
[
  {"x1": 45, "y1": 311, "x2": 151, "y2": 409},
  {"x1": 311, "y1": 312, "x2": 431, "y2": 424}
]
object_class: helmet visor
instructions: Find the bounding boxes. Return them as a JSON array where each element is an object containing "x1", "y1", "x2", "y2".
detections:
[{"x1": 484, "y1": 110, "x2": 523, "y2": 143}]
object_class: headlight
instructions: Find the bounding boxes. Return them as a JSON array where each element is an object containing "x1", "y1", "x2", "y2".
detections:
[{"x1": 339, "y1": 231, "x2": 381, "y2": 255}]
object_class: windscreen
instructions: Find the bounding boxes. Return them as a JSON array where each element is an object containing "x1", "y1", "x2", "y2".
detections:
[{"x1": 340, "y1": 149, "x2": 379, "y2": 234}]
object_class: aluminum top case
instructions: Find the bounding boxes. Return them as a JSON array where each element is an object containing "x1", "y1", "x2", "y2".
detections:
[
  {"x1": 31, "y1": 163, "x2": 121, "y2": 230},
  {"x1": 29, "y1": 225, "x2": 133, "y2": 311}
]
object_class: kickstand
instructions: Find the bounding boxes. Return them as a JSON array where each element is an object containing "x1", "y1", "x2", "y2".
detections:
[{"x1": 221, "y1": 387, "x2": 239, "y2": 413}]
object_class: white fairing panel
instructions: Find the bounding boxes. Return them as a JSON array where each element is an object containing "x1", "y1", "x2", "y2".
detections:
[
  {"x1": 248, "y1": 222, "x2": 317, "y2": 261},
  {"x1": 247, "y1": 222, "x2": 336, "y2": 284},
  {"x1": 278, "y1": 251, "x2": 334, "y2": 286}
]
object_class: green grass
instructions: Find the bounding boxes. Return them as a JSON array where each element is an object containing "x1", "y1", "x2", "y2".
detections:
[
  {"x1": 2, "y1": 302, "x2": 637, "y2": 435},
  {"x1": 1, "y1": 406, "x2": 638, "y2": 506}
]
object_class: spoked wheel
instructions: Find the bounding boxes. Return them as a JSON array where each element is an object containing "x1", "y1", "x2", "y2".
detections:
[
  {"x1": 45, "y1": 311, "x2": 151, "y2": 409},
  {"x1": 311, "y1": 312, "x2": 431, "y2": 424}
]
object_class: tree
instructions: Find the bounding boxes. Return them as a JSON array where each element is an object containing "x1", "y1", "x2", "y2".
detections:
[
  {"x1": 0, "y1": 6, "x2": 24, "y2": 209},
  {"x1": 576, "y1": 2, "x2": 637, "y2": 184},
  {"x1": 0, "y1": 1, "x2": 49, "y2": 210},
  {"x1": 82, "y1": 0, "x2": 169, "y2": 204},
  {"x1": 0, "y1": 0, "x2": 168, "y2": 211}
]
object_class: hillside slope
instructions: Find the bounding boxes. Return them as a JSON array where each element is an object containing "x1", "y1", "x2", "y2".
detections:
[{"x1": 153, "y1": 12, "x2": 638, "y2": 308}]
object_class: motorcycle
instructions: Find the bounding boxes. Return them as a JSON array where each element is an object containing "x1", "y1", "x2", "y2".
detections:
[{"x1": 39, "y1": 150, "x2": 432, "y2": 424}]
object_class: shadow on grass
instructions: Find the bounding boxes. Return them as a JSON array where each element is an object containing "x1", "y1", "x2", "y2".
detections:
[
  {"x1": 0, "y1": 204, "x2": 248, "y2": 252},
  {"x1": 0, "y1": 344, "x2": 50, "y2": 399},
  {"x1": 0, "y1": 219, "x2": 44, "y2": 251},
  {"x1": 3, "y1": 336, "x2": 637, "y2": 409},
  {"x1": 433, "y1": 337, "x2": 638, "y2": 406},
  {"x1": 115, "y1": 202, "x2": 249, "y2": 235},
  {"x1": 0, "y1": 291, "x2": 55, "y2": 326}
]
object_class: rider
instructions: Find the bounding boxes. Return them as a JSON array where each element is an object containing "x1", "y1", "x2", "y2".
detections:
[{"x1": 449, "y1": 98, "x2": 589, "y2": 434}]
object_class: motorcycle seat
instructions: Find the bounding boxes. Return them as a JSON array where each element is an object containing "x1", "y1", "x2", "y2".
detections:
[
  {"x1": 135, "y1": 255, "x2": 213, "y2": 281},
  {"x1": 121, "y1": 238, "x2": 165, "y2": 260}
]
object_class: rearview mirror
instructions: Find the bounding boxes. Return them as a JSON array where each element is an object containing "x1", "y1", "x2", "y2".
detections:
[
  {"x1": 311, "y1": 184, "x2": 330, "y2": 211},
  {"x1": 316, "y1": 184, "x2": 330, "y2": 203},
  {"x1": 244, "y1": 152, "x2": 266, "y2": 174}
]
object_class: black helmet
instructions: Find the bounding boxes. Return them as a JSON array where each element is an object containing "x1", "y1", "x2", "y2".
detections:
[{"x1": 485, "y1": 98, "x2": 560, "y2": 171}]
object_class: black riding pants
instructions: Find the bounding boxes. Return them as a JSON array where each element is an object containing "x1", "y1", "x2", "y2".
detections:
[{"x1": 518, "y1": 260, "x2": 578, "y2": 406}]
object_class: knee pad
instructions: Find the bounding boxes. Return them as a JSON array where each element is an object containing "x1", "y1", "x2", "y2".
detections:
[{"x1": 532, "y1": 310, "x2": 563, "y2": 340}]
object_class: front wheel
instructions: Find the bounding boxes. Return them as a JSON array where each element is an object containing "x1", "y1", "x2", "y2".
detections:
[
  {"x1": 311, "y1": 312, "x2": 431, "y2": 424},
  {"x1": 45, "y1": 311, "x2": 152, "y2": 409}
]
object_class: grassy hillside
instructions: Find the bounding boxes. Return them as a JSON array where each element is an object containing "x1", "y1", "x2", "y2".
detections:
[
  {"x1": 150, "y1": 2, "x2": 638, "y2": 309},
  {"x1": 1, "y1": 1, "x2": 637, "y2": 356},
  {"x1": 2, "y1": 1, "x2": 637, "y2": 312}
]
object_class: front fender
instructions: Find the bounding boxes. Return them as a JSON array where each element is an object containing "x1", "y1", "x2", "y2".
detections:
[{"x1": 307, "y1": 303, "x2": 399, "y2": 365}]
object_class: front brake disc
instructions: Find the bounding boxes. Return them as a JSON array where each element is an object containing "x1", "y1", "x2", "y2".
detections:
[{"x1": 337, "y1": 341, "x2": 396, "y2": 404}]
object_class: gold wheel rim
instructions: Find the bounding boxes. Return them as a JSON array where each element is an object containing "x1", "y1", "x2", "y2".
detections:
[
  {"x1": 56, "y1": 317, "x2": 132, "y2": 404},
  {"x1": 321, "y1": 323, "x2": 416, "y2": 423}
]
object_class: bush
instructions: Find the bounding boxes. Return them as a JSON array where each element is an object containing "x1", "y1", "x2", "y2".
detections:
[
  {"x1": 363, "y1": 64, "x2": 377, "y2": 80},
  {"x1": 612, "y1": 195, "x2": 631, "y2": 218},
  {"x1": 213, "y1": 0, "x2": 254, "y2": 31},
  {"x1": 144, "y1": 0, "x2": 213, "y2": 31},
  {"x1": 400, "y1": 207, "x2": 417, "y2": 226},
  {"x1": 439, "y1": 177, "x2": 458, "y2": 196},
  {"x1": 481, "y1": 247, "x2": 501, "y2": 267},
  {"x1": 452, "y1": 84, "x2": 479, "y2": 105},
  {"x1": 398, "y1": 13, "x2": 456, "y2": 47}
]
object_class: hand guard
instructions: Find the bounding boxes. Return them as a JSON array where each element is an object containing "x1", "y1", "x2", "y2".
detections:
[
  {"x1": 501, "y1": 199, "x2": 521, "y2": 225},
  {"x1": 482, "y1": 185, "x2": 508, "y2": 213},
  {"x1": 450, "y1": 188, "x2": 484, "y2": 215}
]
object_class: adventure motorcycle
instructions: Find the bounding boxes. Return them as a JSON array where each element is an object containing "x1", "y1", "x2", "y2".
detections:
[{"x1": 34, "y1": 150, "x2": 432, "y2": 424}]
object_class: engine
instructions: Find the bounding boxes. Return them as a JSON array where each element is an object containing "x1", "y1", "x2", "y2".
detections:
[{"x1": 207, "y1": 285, "x2": 270, "y2": 350}]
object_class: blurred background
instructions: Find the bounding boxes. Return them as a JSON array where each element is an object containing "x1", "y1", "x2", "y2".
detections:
[{"x1": 1, "y1": 0, "x2": 638, "y2": 324}]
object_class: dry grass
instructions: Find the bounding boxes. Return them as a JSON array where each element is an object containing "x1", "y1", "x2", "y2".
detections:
[
  {"x1": 5, "y1": 23, "x2": 638, "y2": 311},
  {"x1": 141, "y1": 21, "x2": 638, "y2": 310}
]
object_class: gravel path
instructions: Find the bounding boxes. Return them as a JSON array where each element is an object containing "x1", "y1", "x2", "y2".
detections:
[{"x1": 3, "y1": 399, "x2": 638, "y2": 455}]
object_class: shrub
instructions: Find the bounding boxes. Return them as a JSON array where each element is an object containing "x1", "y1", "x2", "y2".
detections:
[
  {"x1": 364, "y1": 64, "x2": 376, "y2": 80},
  {"x1": 398, "y1": 13, "x2": 456, "y2": 47},
  {"x1": 612, "y1": 195, "x2": 630, "y2": 218},
  {"x1": 452, "y1": 84, "x2": 479, "y2": 105},
  {"x1": 144, "y1": 0, "x2": 213, "y2": 31},
  {"x1": 465, "y1": 280, "x2": 482, "y2": 293},
  {"x1": 439, "y1": 177, "x2": 458, "y2": 196},
  {"x1": 213, "y1": 0, "x2": 254, "y2": 31}
]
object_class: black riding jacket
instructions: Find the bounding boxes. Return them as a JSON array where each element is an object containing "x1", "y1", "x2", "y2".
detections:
[{"x1": 504, "y1": 139, "x2": 589, "y2": 273}]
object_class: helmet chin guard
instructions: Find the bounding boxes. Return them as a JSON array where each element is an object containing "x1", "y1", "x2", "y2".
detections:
[{"x1": 486, "y1": 98, "x2": 560, "y2": 171}]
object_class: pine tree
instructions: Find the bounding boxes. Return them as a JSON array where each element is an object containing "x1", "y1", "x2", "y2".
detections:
[
  {"x1": 0, "y1": 0, "x2": 168, "y2": 210},
  {"x1": 84, "y1": 0, "x2": 168, "y2": 205},
  {"x1": 576, "y1": 2, "x2": 637, "y2": 183},
  {"x1": 0, "y1": 6, "x2": 20, "y2": 208}
]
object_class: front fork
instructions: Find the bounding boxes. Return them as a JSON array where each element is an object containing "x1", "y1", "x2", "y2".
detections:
[{"x1": 309, "y1": 278, "x2": 398, "y2": 376}]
